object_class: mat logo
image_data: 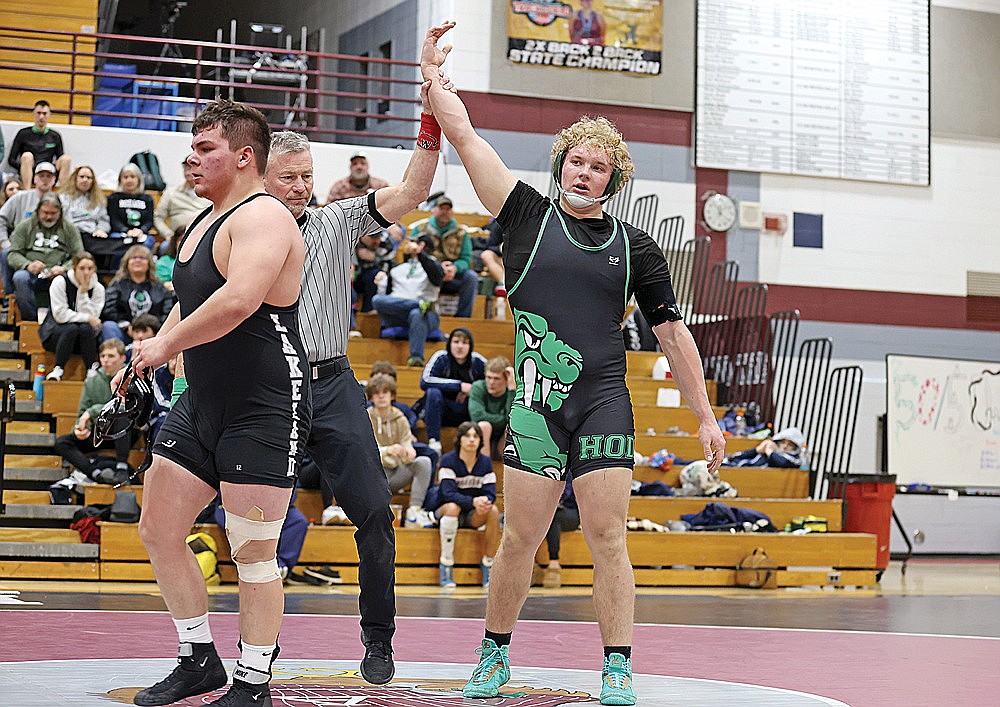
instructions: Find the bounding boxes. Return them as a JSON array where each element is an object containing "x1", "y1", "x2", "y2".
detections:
[{"x1": 106, "y1": 669, "x2": 593, "y2": 705}]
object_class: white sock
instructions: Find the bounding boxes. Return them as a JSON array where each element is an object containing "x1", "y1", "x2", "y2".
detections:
[
  {"x1": 439, "y1": 515, "x2": 459, "y2": 565},
  {"x1": 173, "y1": 613, "x2": 212, "y2": 645},
  {"x1": 233, "y1": 641, "x2": 276, "y2": 685}
]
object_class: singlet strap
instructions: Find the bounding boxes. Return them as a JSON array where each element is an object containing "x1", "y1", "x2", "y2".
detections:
[
  {"x1": 507, "y1": 205, "x2": 553, "y2": 298},
  {"x1": 177, "y1": 192, "x2": 275, "y2": 266}
]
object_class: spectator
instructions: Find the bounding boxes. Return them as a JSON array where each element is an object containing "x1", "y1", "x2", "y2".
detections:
[
  {"x1": 1, "y1": 176, "x2": 20, "y2": 205},
  {"x1": 124, "y1": 313, "x2": 161, "y2": 362},
  {"x1": 38, "y1": 251, "x2": 104, "y2": 381},
  {"x1": 432, "y1": 421, "x2": 500, "y2": 588},
  {"x1": 52, "y1": 339, "x2": 132, "y2": 485},
  {"x1": 469, "y1": 356, "x2": 516, "y2": 459},
  {"x1": 353, "y1": 224, "x2": 400, "y2": 312},
  {"x1": 146, "y1": 355, "x2": 175, "y2": 445},
  {"x1": 154, "y1": 224, "x2": 180, "y2": 293},
  {"x1": 371, "y1": 233, "x2": 444, "y2": 368},
  {"x1": 418, "y1": 326, "x2": 487, "y2": 455},
  {"x1": 6, "y1": 192, "x2": 83, "y2": 321},
  {"x1": 723, "y1": 427, "x2": 806, "y2": 468},
  {"x1": 367, "y1": 360, "x2": 439, "y2": 471},
  {"x1": 410, "y1": 195, "x2": 479, "y2": 317},
  {"x1": 106, "y1": 163, "x2": 156, "y2": 265},
  {"x1": 0, "y1": 161, "x2": 58, "y2": 263},
  {"x1": 1, "y1": 163, "x2": 58, "y2": 294},
  {"x1": 59, "y1": 166, "x2": 111, "y2": 265},
  {"x1": 540, "y1": 475, "x2": 579, "y2": 589},
  {"x1": 366, "y1": 375, "x2": 436, "y2": 528},
  {"x1": 153, "y1": 159, "x2": 210, "y2": 251},
  {"x1": 481, "y1": 218, "x2": 506, "y2": 297},
  {"x1": 6, "y1": 100, "x2": 72, "y2": 187},
  {"x1": 326, "y1": 151, "x2": 389, "y2": 203},
  {"x1": 100, "y1": 245, "x2": 173, "y2": 343}
]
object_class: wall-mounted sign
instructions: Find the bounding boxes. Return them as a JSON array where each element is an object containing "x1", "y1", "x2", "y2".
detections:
[{"x1": 507, "y1": 0, "x2": 663, "y2": 76}]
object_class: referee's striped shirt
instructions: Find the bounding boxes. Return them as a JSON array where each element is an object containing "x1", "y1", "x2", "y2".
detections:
[{"x1": 298, "y1": 191, "x2": 390, "y2": 362}]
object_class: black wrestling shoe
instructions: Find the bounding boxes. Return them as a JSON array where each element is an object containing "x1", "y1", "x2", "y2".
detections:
[
  {"x1": 133, "y1": 642, "x2": 227, "y2": 706},
  {"x1": 360, "y1": 640, "x2": 395, "y2": 685},
  {"x1": 207, "y1": 678, "x2": 272, "y2": 706}
]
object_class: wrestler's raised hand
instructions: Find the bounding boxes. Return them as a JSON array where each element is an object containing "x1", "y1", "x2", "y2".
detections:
[{"x1": 421, "y1": 21, "x2": 455, "y2": 77}]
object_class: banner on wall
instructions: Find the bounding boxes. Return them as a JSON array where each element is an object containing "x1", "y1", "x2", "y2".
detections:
[{"x1": 506, "y1": 1, "x2": 663, "y2": 76}]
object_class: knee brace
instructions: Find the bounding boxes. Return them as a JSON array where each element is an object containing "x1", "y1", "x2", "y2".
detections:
[{"x1": 225, "y1": 508, "x2": 285, "y2": 584}]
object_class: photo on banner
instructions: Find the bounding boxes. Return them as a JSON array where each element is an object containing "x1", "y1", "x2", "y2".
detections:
[{"x1": 507, "y1": 0, "x2": 663, "y2": 76}]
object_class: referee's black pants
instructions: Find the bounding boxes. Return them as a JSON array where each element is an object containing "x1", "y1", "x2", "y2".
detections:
[{"x1": 306, "y1": 369, "x2": 396, "y2": 644}]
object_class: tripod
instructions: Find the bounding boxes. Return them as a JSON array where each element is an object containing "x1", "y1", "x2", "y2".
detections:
[{"x1": 153, "y1": 1, "x2": 189, "y2": 77}]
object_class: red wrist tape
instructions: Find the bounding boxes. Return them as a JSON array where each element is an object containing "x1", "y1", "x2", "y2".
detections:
[{"x1": 417, "y1": 113, "x2": 441, "y2": 151}]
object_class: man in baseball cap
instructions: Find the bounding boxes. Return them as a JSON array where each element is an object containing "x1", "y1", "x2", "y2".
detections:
[{"x1": 326, "y1": 150, "x2": 389, "y2": 203}]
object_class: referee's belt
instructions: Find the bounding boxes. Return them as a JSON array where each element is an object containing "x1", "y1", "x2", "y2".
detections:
[{"x1": 310, "y1": 355, "x2": 351, "y2": 381}]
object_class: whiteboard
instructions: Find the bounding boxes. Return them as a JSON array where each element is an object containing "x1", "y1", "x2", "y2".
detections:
[
  {"x1": 695, "y1": 0, "x2": 930, "y2": 186},
  {"x1": 886, "y1": 354, "x2": 1000, "y2": 487}
]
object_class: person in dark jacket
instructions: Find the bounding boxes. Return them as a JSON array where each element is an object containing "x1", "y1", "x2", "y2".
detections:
[
  {"x1": 418, "y1": 326, "x2": 487, "y2": 455},
  {"x1": 105, "y1": 163, "x2": 156, "y2": 267},
  {"x1": 722, "y1": 427, "x2": 806, "y2": 468},
  {"x1": 431, "y1": 421, "x2": 500, "y2": 587},
  {"x1": 100, "y1": 244, "x2": 173, "y2": 343},
  {"x1": 540, "y1": 475, "x2": 580, "y2": 589}
]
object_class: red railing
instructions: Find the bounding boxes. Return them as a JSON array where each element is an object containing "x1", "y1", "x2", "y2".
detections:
[{"x1": 0, "y1": 25, "x2": 423, "y2": 142}]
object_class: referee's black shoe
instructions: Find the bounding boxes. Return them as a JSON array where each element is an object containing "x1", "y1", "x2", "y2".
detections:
[
  {"x1": 360, "y1": 640, "x2": 395, "y2": 684},
  {"x1": 134, "y1": 641, "x2": 227, "y2": 705}
]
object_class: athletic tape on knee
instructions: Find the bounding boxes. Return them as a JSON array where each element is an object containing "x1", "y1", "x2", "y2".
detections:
[
  {"x1": 236, "y1": 558, "x2": 281, "y2": 584},
  {"x1": 224, "y1": 511, "x2": 285, "y2": 557}
]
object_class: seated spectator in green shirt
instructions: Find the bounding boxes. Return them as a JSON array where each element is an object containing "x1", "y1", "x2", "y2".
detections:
[{"x1": 469, "y1": 356, "x2": 516, "y2": 459}]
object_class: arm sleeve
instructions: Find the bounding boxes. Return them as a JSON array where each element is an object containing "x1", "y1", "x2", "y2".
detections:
[
  {"x1": 106, "y1": 195, "x2": 125, "y2": 232},
  {"x1": 62, "y1": 224, "x2": 83, "y2": 268},
  {"x1": 7, "y1": 221, "x2": 31, "y2": 271},
  {"x1": 468, "y1": 383, "x2": 506, "y2": 426},
  {"x1": 437, "y1": 471, "x2": 475, "y2": 510},
  {"x1": 767, "y1": 450, "x2": 801, "y2": 469},
  {"x1": 96, "y1": 205, "x2": 111, "y2": 234},
  {"x1": 153, "y1": 189, "x2": 173, "y2": 237},
  {"x1": 453, "y1": 233, "x2": 473, "y2": 273},
  {"x1": 140, "y1": 195, "x2": 155, "y2": 232},
  {"x1": 420, "y1": 352, "x2": 461, "y2": 393},
  {"x1": 418, "y1": 251, "x2": 445, "y2": 286},
  {"x1": 53, "y1": 132, "x2": 64, "y2": 159},
  {"x1": 630, "y1": 229, "x2": 682, "y2": 325},
  {"x1": 7, "y1": 129, "x2": 24, "y2": 169},
  {"x1": 0, "y1": 198, "x2": 14, "y2": 240},
  {"x1": 495, "y1": 181, "x2": 549, "y2": 237},
  {"x1": 101, "y1": 281, "x2": 121, "y2": 321}
]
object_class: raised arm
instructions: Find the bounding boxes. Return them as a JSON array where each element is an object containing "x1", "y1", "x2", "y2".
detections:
[
  {"x1": 420, "y1": 22, "x2": 517, "y2": 216},
  {"x1": 373, "y1": 81, "x2": 442, "y2": 223}
]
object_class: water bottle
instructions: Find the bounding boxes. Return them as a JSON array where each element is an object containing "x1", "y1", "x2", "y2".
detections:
[
  {"x1": 33, "y1": 364, "x2": 45, "y2": 402},
  {"x1": 494, "y1": 296, "x2": 507, "y2": 321},
  {"x1": 734, "y1": 409, "x2": 747, "y2": 436}
]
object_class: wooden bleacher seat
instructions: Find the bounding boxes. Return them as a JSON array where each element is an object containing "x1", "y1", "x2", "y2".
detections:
[{"x1": 97, "y1": 521, "x2": 877, "y2": 587}]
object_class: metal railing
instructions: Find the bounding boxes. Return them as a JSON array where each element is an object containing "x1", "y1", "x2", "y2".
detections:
[{"x1": 0, "y1": 25, "x2": 424, "y2": 143}]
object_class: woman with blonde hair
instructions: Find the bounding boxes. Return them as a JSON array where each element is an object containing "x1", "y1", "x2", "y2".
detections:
[
  {"x1": 106, "y1": 163, "x2": 155, "y2": 266},
  {"x1": 100, "y1": 244, "x2": 173, "y2": 343},
  {"x1": 60, "y1": 165, "x2": 112, "y2": 269}
]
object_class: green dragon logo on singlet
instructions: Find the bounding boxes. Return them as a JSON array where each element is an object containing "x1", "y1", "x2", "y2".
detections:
[{"x1": 508, "y1": 310, "x2": 584, "y2": 478}]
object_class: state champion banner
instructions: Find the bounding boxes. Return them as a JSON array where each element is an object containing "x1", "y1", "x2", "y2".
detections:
[{"x1": 507, "y1": 0, "x2": 663, "y2": 76}]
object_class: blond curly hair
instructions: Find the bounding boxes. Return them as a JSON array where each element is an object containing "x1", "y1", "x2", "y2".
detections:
[{"x1": 551, "y1": 116, "x2": 634, "y2": 195}]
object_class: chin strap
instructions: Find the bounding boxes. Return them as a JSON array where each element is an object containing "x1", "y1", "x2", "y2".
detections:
[{"x1": 557, "y1": 184, "x2": 613, "y2": 208}]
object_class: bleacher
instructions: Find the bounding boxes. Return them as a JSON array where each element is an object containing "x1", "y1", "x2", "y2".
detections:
[{"x1": 0, "y1": 281, "x2": 879, "y2": 588}]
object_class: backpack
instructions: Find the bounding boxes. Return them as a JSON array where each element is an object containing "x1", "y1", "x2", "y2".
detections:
[
  {"x1": 186, "y1": 532, "x2": 221, "y2": 585},
  {"x1": 130, "y1": 150, "x2": 166, "y2": 192}
]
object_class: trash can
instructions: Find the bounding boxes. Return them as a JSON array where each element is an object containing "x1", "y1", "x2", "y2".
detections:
[{"x1": 839, "y1": 474, "x2": 896, "y2": 570}]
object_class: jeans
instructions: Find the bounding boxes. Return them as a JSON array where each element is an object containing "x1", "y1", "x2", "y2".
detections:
[
  {"x1": 371, "y1": 294, "x2": 440, "y2": 360},
  {"x1": 421, "y1": 387, "x2": 470, "y2": 441},
  {"x1": 101, "y1": 320, "x2": 129, "y2": 344},
  {"x1": 12, "y1": 268, "x2": 46, "y2": 321},
  {"x1": 440, "y1": 268, "x2": 479, "y2": 318}
]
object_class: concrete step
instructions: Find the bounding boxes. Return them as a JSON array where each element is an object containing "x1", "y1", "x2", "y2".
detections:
[
  {"x1": 0, "y1": 368, "x2": 31, "y2": 383},
  {"x1": 0, "y1": 541, "x2": 98, "y2": 559},
  {"x1": 3, "y1": 467, "x2": 65, "y2": 483},
  {"x1": 0, "y1": 503, "x2": 80, "y2": 521},
  {"x1": 6, "y1": 432, "x2": 56, "y2": 447}
]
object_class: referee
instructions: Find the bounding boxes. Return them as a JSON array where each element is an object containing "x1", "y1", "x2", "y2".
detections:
[{"x1": 263, "y1": 83, "x2": 445, "y2": 685}]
